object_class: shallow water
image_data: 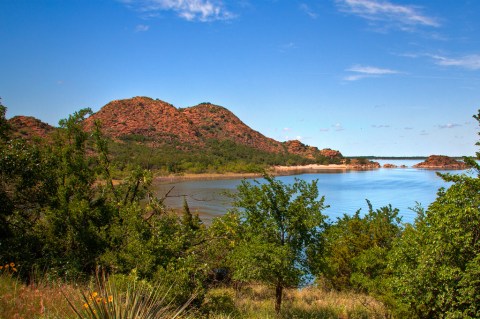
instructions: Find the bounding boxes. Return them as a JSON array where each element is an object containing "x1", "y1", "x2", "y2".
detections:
[{"x1": 153, "y1": 160, "x2": 469, "y2": 224}]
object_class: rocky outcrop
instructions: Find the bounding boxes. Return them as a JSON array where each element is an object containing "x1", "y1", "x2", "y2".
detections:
[
  {"x1": 383, "y1": 163, "x2": 398, "y2": 168},
  {"x1": 83, "y1": 97, "x2": 201, "y2": 144},
  {"x1": 283, "y1": 140, "x2": 316, "y2": 159},
  {"x1": 320, "y1": 148, "x2": 342, "y2": 159},
  {"x1": 413, "y1": 155, "x2": 469, "y2": 170},
  {"x1": 181, "y1": 102, "x2": 284, "y2": 153},
  {"x1": 283, "y1": 141, "x2": 343, "y2": 160},
  {"x1": 348, "y1": 159, "x2": 381, "y2": 169},
  {"x1": 8, "y1": 116, "x2": 55, "y2": 139}
]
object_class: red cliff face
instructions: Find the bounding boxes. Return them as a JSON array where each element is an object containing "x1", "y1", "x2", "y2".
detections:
[
  {"x1": 413, "y1": 155, "x2": 469, "y2": 170},
  {"x1": 8, "y1": 116, "x2": 55, "y2": 139}
]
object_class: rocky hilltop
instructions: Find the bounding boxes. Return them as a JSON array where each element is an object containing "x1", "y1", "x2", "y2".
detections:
[
  {"x1": 84, "y1": 97, "x2": 341, "y2": 160},
  {"x1": 8, "y1": 116, "x2": 55, "y2": 139},
  {"x1": 82, "y1": 97, "x2": 201, "y2": 144},
  {"x1": 180, "y1": 102, "x2": 284, "y2": 153},
  {"x1": 413, "y1": 155, "x2": 469, "y2": 170}
]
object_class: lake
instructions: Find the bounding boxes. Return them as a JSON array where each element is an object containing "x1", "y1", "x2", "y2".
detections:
[{"x1": 153, "y1": 160, "x2": 469, "y2": 224}]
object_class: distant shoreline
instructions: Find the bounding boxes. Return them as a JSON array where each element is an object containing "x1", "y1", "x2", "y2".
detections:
[{"x1": 154, "y1": 164, "x2": 373, "y2": 183}]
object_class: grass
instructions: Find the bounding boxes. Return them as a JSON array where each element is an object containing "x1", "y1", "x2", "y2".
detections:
[
  {"x1": 198, "y1": 284, "x2": 387, "y2": 319},
  {"x1": 0, "y1": 268, "x2": 80, "y2": 318},
  {"x1": 1, "y1": 270, "x2": 387, "y2": 319}
]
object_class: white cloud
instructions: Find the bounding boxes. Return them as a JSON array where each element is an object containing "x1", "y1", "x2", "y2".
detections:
[
  {"x1": 430, "y1": 54, "x2": 480, "y2": 70},
  {"x1": 348, "y1": 65, "x2": 400, "y2": 75},
  {"x1": 135, "y1": 24, "x2": 150, "y2": 32},
  {"x1": 336, "y1": 0, "x2": 439, "y2": 30},
  {"x1": 344, "y1": 74, "x2": 369, "y2": 81},
  {"x1": 300, "y1": 3, "x2": 318, "y2": 19},
  {"x1": 121, "y1": 0, "x2": 234, "y2": 22},
  {"x1": 344, "y1": 64, "x2": 400, "y2": 81},
  {"x1": 438, "y1": 123, "x2": 461, "y2": 129},
  {"x1": 371, "y1": 124, "x2": 390, "y2": 128}
]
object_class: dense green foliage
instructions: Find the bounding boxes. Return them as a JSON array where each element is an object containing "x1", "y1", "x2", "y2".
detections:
[
  {"x1": 0, "y1": 106, "x2": 210, "y2": 301},
  {"x1": 387, "y1": 111, "x2": 480, "y2": 318},
  {"x1": 320, "y1": 202, "x2": 402, "y2": 294}
]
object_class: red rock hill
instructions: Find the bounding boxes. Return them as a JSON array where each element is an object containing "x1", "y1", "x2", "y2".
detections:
[
  {"x1": 8, "y1": 116, "x2": 55, "y2": 139},
  {"x1": 83, "y1": 97, "x2": 201, "y2": 144},
  {"x1": 413, "y1": 155, "x2": 469, "y2": 170},
  {"x1": 85, "y1": 97, "x2": 342, "y2": 160},
  {"x1": 181, "y1": 102, "x2": 284, "y2": 153}
]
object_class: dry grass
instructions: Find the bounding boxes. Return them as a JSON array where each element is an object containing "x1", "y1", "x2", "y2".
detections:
[
  {"x1": 200, "y1": 284, "x2": 388, "y2": 319},
  {"x1": 1, "y1": 271, "x2": 387, "y2": 319},
  {"x1": 0, "y1": 271, "x2": 80, "y2": 318}
]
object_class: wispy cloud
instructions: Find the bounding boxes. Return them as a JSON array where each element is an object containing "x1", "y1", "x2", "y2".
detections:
[
  {"x1": 135, "y1": 24, "x2": 150, "y2": 32},
  {"x1": 348, "y1": 65, "x2": 400, "y2": 74},
  {"x1": 333, "y1": 123, "x2": 345, "y2": 131},
  {"x1": 371, "y1": 124, "x2": 390, "y2": 128},
  {"x1": 279, "y1": 42, "x2": 297, "y2": 52},
  {"x1": 438, "y1": 123, "x2": 462, "y2": 129},
  {"x1": 430, "y1": 54, "x2": 480, "y2": 70},
  {"x1": 120, "y1": 0, "x2": 234, "y2": 22},
  {"x1": 336, "y1": 0, "x2": 440, "y2": 31},
  {"x1": 344, "y1": 64, "x2": 401, "y2": 81},
  {"x1": 300, "y1": 3, "x2": 318, "y2": 19}
]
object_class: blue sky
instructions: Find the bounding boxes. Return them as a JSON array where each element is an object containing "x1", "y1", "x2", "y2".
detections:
[{"x1": 1, "y1": 0, "x2": 480, "y2": 156}]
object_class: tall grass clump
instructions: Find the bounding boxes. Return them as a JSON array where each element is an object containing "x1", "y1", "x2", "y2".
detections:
[{"x1": 66, "y1": 272, "x2": 194, "y2": 319}]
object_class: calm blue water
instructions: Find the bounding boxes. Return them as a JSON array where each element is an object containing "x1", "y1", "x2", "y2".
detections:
[{"x1": 154, "y1": 160, "x2": 469, "y2": 224}]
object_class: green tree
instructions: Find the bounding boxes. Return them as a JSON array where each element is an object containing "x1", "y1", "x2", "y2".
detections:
[
  {"x1": 226, "y1": 175, "x2": 328, "y2": 314},
  {"x1": 320, "y1": 202, "x2": 402, "y2": 297},
  {"x1": 389, "y1": 110, "x2": 480, "y2": 318},
  {"x1": 0, "y1": 99, "x2": 10, "y2": 141}
]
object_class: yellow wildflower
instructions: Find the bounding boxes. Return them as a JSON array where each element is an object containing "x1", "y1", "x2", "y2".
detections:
[
  {"x1": 0, "y1": 266, "x2": 3, "y2": 270},
  {"x1": 9, "y1": 262, "x2": 14, "y2": 267},
  {"x1": 12, "y1": 268, "x2": 17, "y2": 272},
  {"x1": 83, "y1": 303, "x2": 89, "y2": 309},
  {"x1": 108, "y1": 295, "x2": 113, "y2": 303},
  {"x1": 96, "y1": 297, "x2": 103, "y2": 303}
]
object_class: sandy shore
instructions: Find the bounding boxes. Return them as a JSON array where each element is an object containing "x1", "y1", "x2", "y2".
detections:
[
  {"x1": 271, "y1": 164, "x2": 348, "y2": 172},
  {"x1": 154, "y1": 164, "x2": 354, "y2": 183}
]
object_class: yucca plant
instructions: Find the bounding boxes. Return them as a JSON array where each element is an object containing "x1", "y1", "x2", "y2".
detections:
[{"x1": 65, "y1": 273, "x2": 194, "y2": 319}]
